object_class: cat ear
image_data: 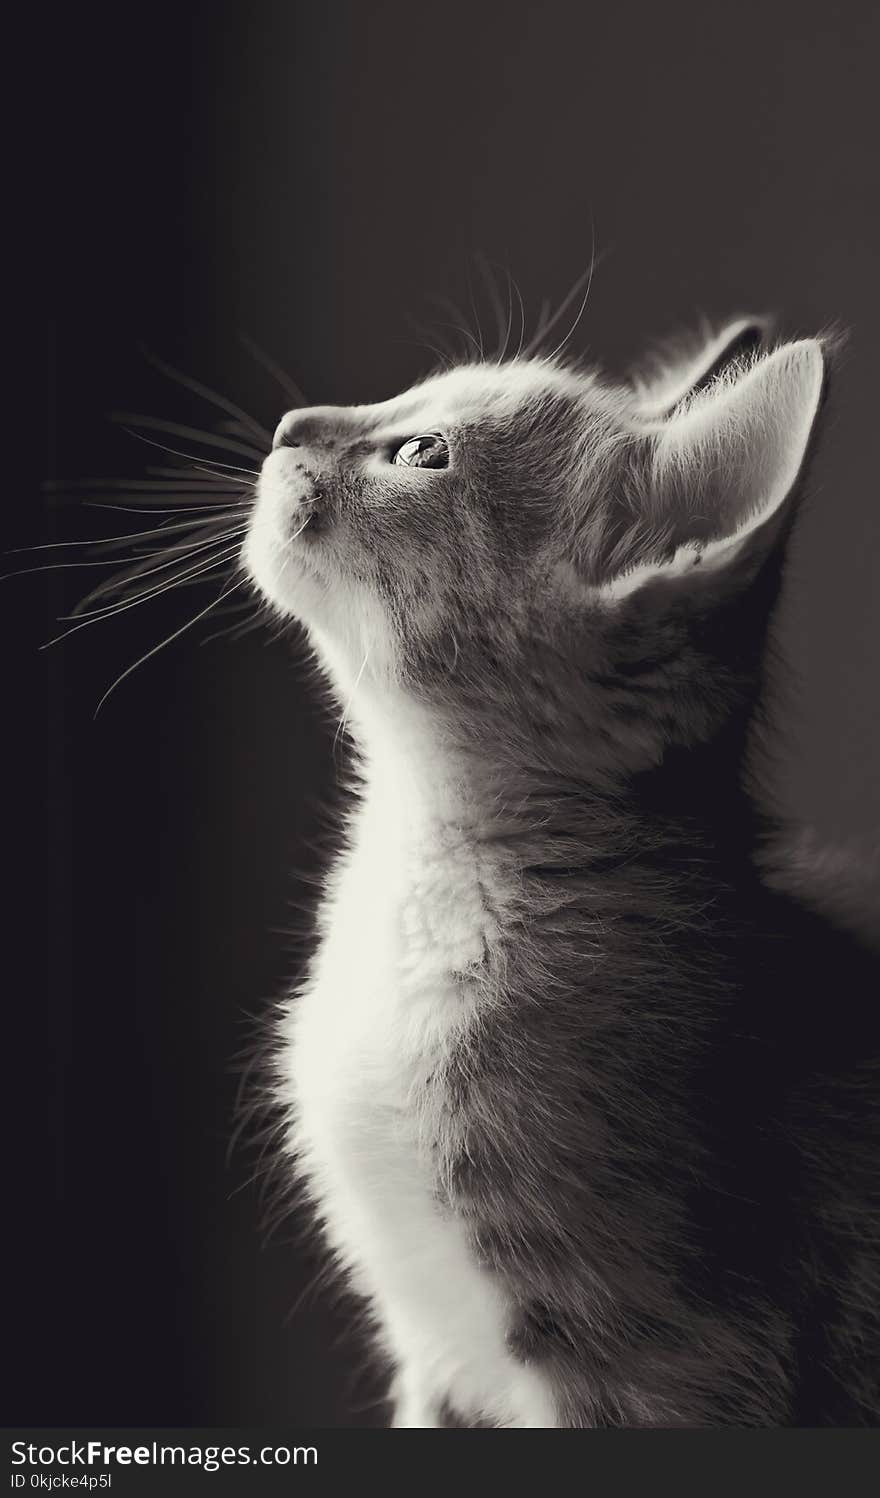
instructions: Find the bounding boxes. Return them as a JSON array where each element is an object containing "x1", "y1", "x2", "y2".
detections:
[
  {"x1": 598, "y1": 339, "x2": 826, "y2": 603},
  {"x1": 632, "y1": 316, "x2": 770, "y2": 419}
]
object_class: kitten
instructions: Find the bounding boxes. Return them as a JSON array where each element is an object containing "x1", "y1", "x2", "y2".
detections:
[{"x1": 244, "y1": 321, "x2": 879, "y2": 1427}]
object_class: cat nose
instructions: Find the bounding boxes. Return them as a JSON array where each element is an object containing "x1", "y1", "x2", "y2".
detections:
[
  {"x1": 272, "y1": 408, "x2": 337, "y2": 450},
  {"x1": 273, "y1": 411, "x2": 305, "y2": 449}
]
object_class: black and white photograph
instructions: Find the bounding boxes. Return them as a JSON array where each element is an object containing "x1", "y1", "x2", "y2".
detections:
[{"x1": 8, "y1": 0, "x2": 880, "y2": 1464}]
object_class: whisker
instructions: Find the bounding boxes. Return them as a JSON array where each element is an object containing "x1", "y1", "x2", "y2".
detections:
[
  {"x1": 200, "y1": 596, "x2": 266, "y2": 647},
  {"x1": 41, "y1": 359, "x2": 277, "y2": 706},
  {"x1": 533, "y1": 229, "x2": 606, "y2": 362},
  {"x1": 512, "y1": 274, "x2": 527, "y2": 361},
  {"x1": 112, "y1": 411, "x2": 266, "y2": 463},
  {"x1": 474, "y1": 253, "x2": 509, "y2": 356},
  {"x1": 92, "y1": 573, "x2": 244, "y2": 718},
  {"x1": 124, "y1": 523, "x2": 247, "y2": 559},
  {"x1": 497, "y1": 268, "x2": 515, "y2": 364},
  {"x1": 2, "y1": 540, "x2": 234, "y2": 583},
  {"x1": 44, "y1": 543, "x2": 245, "y2": 645},
  {"x1": 116, "y1": 428, "x2": 260, "y2": 478},
  {"x1": 137, "y1": 346, "x2": 273, "y2": 446},
  {"x1": 546, "y1": 246, "x2": 596, "y2": 360},
  {"x1": 44, "y1": 476, "x2": 247, "y2": 494},
  {"x1": 113, "y1": 523, "x2": 248, "y2": 564},
  {"x1": 215, "y1": 418, "x2": 274, "y2": 446},
  {"x1": 90, "y1": 561, "x2": 237, "y2": 612},
  {"x1": 9, "y1": 512, "x2": 247, "y2": 558},
  {"x1": 66, "y1": 528, "x2": 245, "y2": 618},
  {"x1": 333, "y1": 647, "x2": 370, "y2": 759},
  {"x1": 239, "y1": 333, "x2": 308, "y2": 408},
  {"x1": 523, "y1": 267, "x2": 591, "y2": 357},
  {"x1": 83, "y1": 501, "x2": 246, "y2": 516},
  {"x1": 141, "y1": 462, "x2": 257, "y2": 486},
  {"x1": 531, "y1": 296, "x2": 553, "y2": 346},
  {"x1": 71, "y1": 529, "x2": 248, "y2": 617},
  {"x1": 397, "y1": 330, "x2": 455, "y2": 370},
  {"x1": 429, "y1": 296, "x2": 482, "y2": 362},
  {"x1": 464, "y1": 261, "x2": 486, "y2": 361},
  {"x1": 435, "y1": 319, "x2": 482, "y2": 361}
]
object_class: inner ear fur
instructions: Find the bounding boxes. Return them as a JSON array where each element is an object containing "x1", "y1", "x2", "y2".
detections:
[
  {"x1": 632, "y1": 315, "x2": 772, "y2": 420},
  {"x1": 591, "y1": 338, "x2": 827, "y2": 602}
]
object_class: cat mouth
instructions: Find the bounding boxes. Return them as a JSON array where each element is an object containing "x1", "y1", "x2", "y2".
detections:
[
  {"x1": 256, "y1": 457, "x2": 325, "y2": 538},
  {"x1": 290, "y1": 503, "x2": 322, "y2": 542}
]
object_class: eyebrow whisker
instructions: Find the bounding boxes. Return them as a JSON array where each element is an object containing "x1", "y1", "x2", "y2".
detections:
[
  {"x1": 512, "y1": 274, "x2": 527, "y2": 361},
  {"x1": 497, "y1": 267, "x2": 515, "y2": 364},
  {"x1": 474, "y1": 253, "x2": 509, "y2": 356},
  {"x1": 464, "y1": 260, "x2": 486, "y2": 362}
]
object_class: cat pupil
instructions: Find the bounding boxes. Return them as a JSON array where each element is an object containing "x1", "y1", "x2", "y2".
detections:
[{"x1": 393, "y1": 433, "x2": 449, "y2": 468}]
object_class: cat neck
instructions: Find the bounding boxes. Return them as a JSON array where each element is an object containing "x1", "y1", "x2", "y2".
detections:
[{"x1": 354, "y1": 688, "x2": 764, "y2": 888}]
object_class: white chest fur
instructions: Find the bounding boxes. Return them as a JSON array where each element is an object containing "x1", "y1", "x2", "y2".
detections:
[{"x1": 277, "y1": 766, "x2": 556, "y2": 1428}]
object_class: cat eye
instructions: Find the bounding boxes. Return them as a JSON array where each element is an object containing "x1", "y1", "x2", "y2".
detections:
[{"x1": 392, "y1": 434, "x2": 449, "y2": 469}]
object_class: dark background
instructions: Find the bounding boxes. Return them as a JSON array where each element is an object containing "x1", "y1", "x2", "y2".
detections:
[{"x1": 8, "y1": 0, "x2": 879, "y2": 1428}]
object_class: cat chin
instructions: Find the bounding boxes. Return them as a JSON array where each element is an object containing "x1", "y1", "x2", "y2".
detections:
[
  {"x1": 242, "y1": 524, "x2": 402, "y2": 695},
  {"x1": 244, "y1": 457, "x2": 326, "y2": 605},
  {"x1": 241, "y1": 521, "x2": 329, "y2": 621}
]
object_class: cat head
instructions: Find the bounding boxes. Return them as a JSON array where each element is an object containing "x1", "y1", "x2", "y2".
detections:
[{"x1": 244, "y1": 321, "x2": 826, "y2": 773}]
